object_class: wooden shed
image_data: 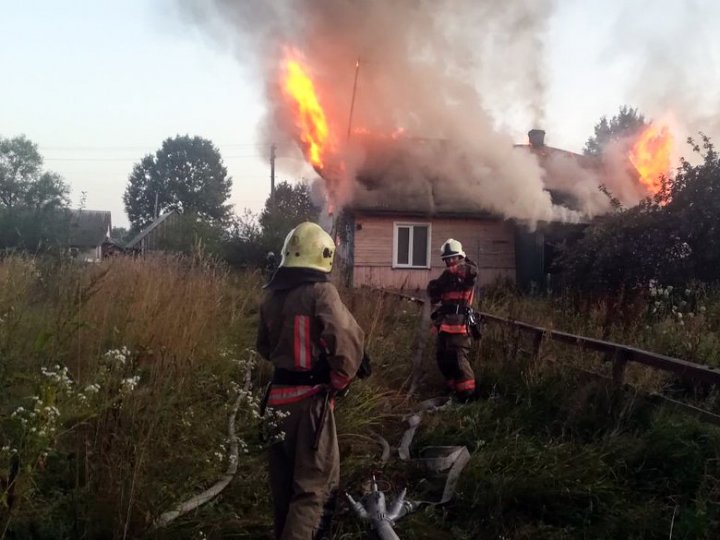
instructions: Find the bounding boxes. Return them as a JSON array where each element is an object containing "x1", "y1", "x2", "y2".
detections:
[
  {"x1": 67, "y1": 209, "x2": 112, "y2": 262},
  {"x1": 124, "y1": 211, "x2": 180, "y2": 254}
]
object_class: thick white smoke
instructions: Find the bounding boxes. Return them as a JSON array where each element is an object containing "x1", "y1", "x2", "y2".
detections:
[
  {"x1": 607, "y1": 0, "x2": 720, "y2": 160},
  {"x1": 179, "y1": 0, "x2": 609, "y2": 225}
]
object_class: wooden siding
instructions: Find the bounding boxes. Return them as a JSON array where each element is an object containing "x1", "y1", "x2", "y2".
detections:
[
  {"x1": 352, "y1": 214, "x2": 516, "y2": 291},
  {"x1": 140, "y1": 212, "x2": 181, "y2": 252}
]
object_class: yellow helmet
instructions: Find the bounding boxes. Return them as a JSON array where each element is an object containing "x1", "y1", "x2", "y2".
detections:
[
  {"x1": 440, "y1": 238, "x2": 465, "y2": 259},
  {"x1": 280, "y1": 222, "x2": 335, "y2": 273}
]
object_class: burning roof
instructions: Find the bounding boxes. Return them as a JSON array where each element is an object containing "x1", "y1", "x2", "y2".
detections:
[
  {"x1": 181, "y1": 2, "x2": 679, "y2": 225},
  {"x1": 276, "y1": 53, "x2": 676, "y2": 225},
  {"x1": 346, "y1": 133, "x2": 599, "y2": 220}
]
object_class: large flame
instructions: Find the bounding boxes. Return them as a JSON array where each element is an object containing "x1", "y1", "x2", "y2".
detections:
[
  {"x1": 629, "y1": 122, "x2": 674, "y2": 194},
  {"x1": 282, "y1": 54, "x2": 331, "y2": 170},
  {"x1": 280, "y1": 51, "x2": 407, "y2": 173},
  {"x1": 279, "y1": 50, "x2": 409, "y2": 215}
]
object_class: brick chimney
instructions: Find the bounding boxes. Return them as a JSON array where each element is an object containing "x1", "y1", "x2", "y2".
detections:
[{"x1": 528, "y1": 129, "x2": 545, "y2": 147}]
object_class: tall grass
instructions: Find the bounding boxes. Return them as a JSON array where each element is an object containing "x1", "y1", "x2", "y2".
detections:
[
  {"x1": 1, "y1": 255, "x2": 265, "y2": 538},
  {"x1": 3, "y1": 259, "x2": 720, "y2": 539}
]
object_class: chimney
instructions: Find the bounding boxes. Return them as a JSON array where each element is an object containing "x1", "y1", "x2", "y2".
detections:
[{"x1": 528, "y1": 129, "x2": 545, "y2": 147}]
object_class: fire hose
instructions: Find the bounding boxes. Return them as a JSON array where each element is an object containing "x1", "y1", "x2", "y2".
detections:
[{"x1": 345, "y1": 397, "x2": 471, "y2": 539}]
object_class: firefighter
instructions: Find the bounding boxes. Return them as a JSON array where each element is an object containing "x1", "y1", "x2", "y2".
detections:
[
  {"x1": 265, "y1": 250, "x2": 278, "y2": 280},
  {"x1": 427, "y1": 238, "x2": 479, "y2": 402},
  {"x1": 257, "y1": 221, "x2": 365, "y2": 540}
]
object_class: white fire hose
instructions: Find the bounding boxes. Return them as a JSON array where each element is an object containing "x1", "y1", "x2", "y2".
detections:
[{"x1": 345, "y1": 397, "x2": 471, "y2": 539}]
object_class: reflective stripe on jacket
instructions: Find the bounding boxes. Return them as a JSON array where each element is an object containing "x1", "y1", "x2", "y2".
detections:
[
  {"x1": 427, "y1": 259, "x2": 478, "y2": 336},
  {"x1": 257, "y1": 281, "x2": 364, "y2": 406}
]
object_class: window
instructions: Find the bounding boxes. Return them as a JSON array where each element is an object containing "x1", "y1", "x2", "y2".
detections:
[{"x1": 393, "y1": 223, "x2": 431, "y2": 268}]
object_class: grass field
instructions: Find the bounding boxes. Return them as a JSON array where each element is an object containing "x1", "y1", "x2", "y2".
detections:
[{"x1": 2, "y1": 256, "x2": 719, "y2": 539}]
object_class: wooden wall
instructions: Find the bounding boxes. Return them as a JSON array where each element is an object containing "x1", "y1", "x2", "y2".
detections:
[
  {"x1": 141, "y1": 212, "x2": 181, "y2": 252},
  {"x1": 352, "y1": 214, "x2": 516, "y2": 291}
]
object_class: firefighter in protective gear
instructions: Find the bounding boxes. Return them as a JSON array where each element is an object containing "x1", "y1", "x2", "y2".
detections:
[
  {"x1": 427, "y1": 238, "x2": 478, "y2": 402},
  {"x1": 257, "y1": 222, "x2": 365, "y2": 540},
  {"x1": 265, "y1": 251, "x2": 278, "y2": 280}
]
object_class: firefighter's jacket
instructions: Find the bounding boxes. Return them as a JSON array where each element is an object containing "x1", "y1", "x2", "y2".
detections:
[
  {"x1": 427, "y1": 258, "x2": 478, "y2": 335},
  {"x1": 257, "y1": 268, "x2": 365, "y2": 407}
]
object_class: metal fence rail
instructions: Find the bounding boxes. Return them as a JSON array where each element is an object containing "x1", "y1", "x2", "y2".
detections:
[
  {"x1": 478, "y1": 311, "x2": 720, "y2": 387},
  {"x1": 372, "y1": 288, "x2": 720, "y2": 424}
]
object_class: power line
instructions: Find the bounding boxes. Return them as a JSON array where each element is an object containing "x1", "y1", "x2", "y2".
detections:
[
  {"x1": 43, "y1": 154, "x2": 306, "y2": 162},
  {"x1": 44, "y1": 155, "x2": 269, "y2": 162},
  {"x1": 39, "y1": 143, "x2": 260, "y2": 150}
]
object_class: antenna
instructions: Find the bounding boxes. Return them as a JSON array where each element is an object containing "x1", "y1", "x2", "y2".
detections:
[{"x1": 346, "y1": 59, "x2": 360, "y2": 140}]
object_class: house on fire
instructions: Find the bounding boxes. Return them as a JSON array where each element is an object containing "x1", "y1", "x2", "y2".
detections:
[{"x1": 337, "y1": 130, "x2": 597, "y2": 292}]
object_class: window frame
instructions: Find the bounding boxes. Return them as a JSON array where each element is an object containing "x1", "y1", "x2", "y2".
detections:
[{"x1": 392, "y1": 221, "x2": 432, "y2": 269}]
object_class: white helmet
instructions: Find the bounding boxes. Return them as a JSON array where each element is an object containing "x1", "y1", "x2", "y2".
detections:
[{"x1": 440, "y1": 238, "x2": 465, "y2": 260}]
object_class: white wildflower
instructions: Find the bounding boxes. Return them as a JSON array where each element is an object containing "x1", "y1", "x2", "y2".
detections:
[
  {"x1": 84, "y1": 383, "x2": 101, "y2": 394},
  {"x1": 44, "y1": 406, "x2": 61, "y2": 419},
  {"x1": 120, "y1": 375, "x2": 141, "y2": 393}
]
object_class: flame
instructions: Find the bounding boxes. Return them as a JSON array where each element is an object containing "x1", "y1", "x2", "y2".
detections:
[
  {"x1": 279, "y1": 49, "x2": 407, "y2": 216},
  {"x1": 282, "y1": 54, "x2": 331, "y2": 169},
  {"x1": 629, "y1": 122, "x2": 674, "y2": 194}
]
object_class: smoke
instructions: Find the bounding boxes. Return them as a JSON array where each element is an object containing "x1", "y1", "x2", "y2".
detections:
[
  {"x1": 540, "y1": 140, "x2": 649, "y2": 214},
  {"x1": 610, "y1": 0, "x2": 720, "y2": 148},
  {"x1": 179, "y1": 0, "x2": 593, "y2": 225}
]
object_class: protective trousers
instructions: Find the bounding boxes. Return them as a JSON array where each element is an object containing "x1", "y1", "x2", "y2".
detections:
[
  {"x1": 436, "y1": 332, "x2": 476, "y2": 400},
  {"x1": 268, "y1": 393, "x2": 339, "y2": 540}
]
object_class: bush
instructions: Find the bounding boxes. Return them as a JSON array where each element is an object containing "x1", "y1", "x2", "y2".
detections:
[{"x1": 559, "y1": 135, "x2": 720, "y2": 295}]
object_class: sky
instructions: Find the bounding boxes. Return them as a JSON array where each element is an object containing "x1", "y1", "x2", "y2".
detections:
[{"x1": 2, "y1": 0, "x2": 719, "y2": 228}]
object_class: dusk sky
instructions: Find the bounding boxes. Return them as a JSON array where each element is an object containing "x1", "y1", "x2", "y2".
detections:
[{"x1": 2, "y1": 0, "x2": 718, "y2": 227}]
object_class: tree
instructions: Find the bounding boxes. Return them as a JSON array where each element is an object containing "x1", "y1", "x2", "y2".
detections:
[
  {"x1": 224, "y1": 210, "x2": 265, "y2": 267},
  {"x1": 222, "y1": 182, "x2": 319, "y2": 267},
  {"x1": 153, "y1": 212, "x2": 226, "y2": 256},
  {"x1": 111, "y1": 227, "x2": 129, "y2": 243},
  {"x1": 0, "y1": 135, "x2": 69, "y2": 210},
  {"x1": 584, "y1": 106, "x2": 648, "y2": 157},
  {"x1": 258, "y1": 181, "x2": 319, "y2": 252},
  {"x1": 0, "y1": 135, "x2": 71, "y2": 252},
  {"x1": 559, "y1": 134, "x2": 720, "y2": 294},
  {"x1": 123, "y1": 135, "x2": 232, "y2": 231}
]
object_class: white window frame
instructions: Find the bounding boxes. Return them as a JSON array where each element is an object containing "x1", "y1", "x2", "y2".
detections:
[{"x1": 392, "y1": 222, "x2": 432, "y2": 269}]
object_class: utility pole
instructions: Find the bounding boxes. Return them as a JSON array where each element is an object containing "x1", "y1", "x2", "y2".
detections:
[
  {"x1": 270, "y1": 144, "x2": 276, "y2": 208},
  {"x1": 154, "y1": 191, "x2": 159, "y2": 220}
]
